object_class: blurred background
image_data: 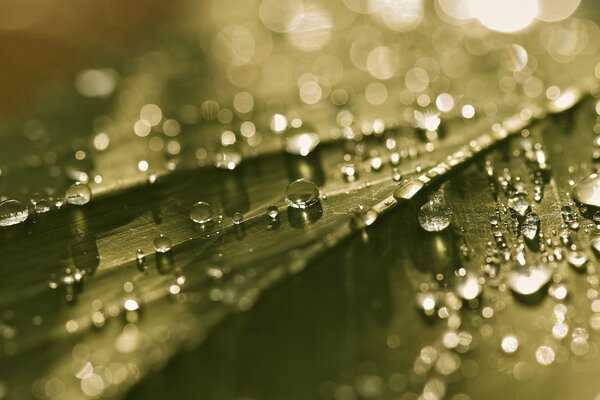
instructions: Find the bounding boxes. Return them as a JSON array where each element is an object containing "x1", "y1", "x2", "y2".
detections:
[{"x1": 1, "y1": 1, "x2": 600, "y2": 399}]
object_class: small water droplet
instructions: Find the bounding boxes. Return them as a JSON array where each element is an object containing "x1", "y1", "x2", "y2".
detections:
[
  {"x1": 392, "y1": 168, "x2": 402, "y2": 182},
  {"x1": 233, "y1": 212, "x2": 244, "y2": 225},
  {"x1": 153, "y1": 234, "x2": 172, "y2": 253},
  {"x1": 190, "y1": 201, "x2": 213, "y2": 224},
  {"x1": 284, "y1": 179, "x2": 320, "y2": 209},
  {"x1": 521, "y1": 213, "x2": 540, "y2": 241},
  {"x1": 0, "y1": 199, "x2": 29, "y2": 226},
  {"x1": 33, "y1": 198, "x2": 51, "y2": 214},
  {"x1": 66, "y1": 183, "x2": 92, "y2": 205},
  {"x1": 267, "y1": 205, "x2": 279, "y2": 219}
]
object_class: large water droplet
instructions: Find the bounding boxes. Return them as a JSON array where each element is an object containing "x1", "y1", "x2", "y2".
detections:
[
  {"x1": 508, "y1": 192, "x2": 530, "y2": 217},
  {"x1": 66, "y1": 183, "x2": 92, "y2": 205},
  {"x1": 0, "y1": 199, "x2": 29, "y2": 227},
  {"x1": 572, "y1": 173, "x2": 600, "y2": 207},
  {"x1": 418, "y1": 193, "x2": 451, "y2": 232},
  {"x1": 190, "y1": 201, "x2": 213, "y2": 224},
  {"x1": 153, "y1": 234, "x2": 172, "y2": 253},
  {"x1": 284, "y1": 179, "x2": 319, "y2": 209},
  {"x1": 507, "y1": 264, "x2": 552, "y2": 297}
]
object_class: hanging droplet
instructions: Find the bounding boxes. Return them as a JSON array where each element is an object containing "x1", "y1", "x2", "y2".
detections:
[
  {"x1": 508, "y1": 192, "x2": 530, "y2": 217},
  {"x1": 66, "y1": 183, "x2": 92, "y2": 205},
  {"x1": 153, "y1": 234, "x2": 172, "y2": 253},
  {"x1": 567, "y1": 250, "x2": 588, "y2": 271},
  {"x1": 267, "y1": 205, "x2": 279, "y2": 219},
  {"x1": 0, "y1": 199, "x2": 29, "y2": 227},
  {"x1": 284, "y1": 179, "x2": 320, "y2": 209},
  {"x1": 521, "y1": 212, "x2": 540, "y2": 241},
  {"x1": 418, "y1": 193, "x2": 451, "y2": 232},
  {"x1": 507, "y1": 264, "x2": 552, "y2": 297},
  {"x1": 136, "y1": 249, "x2": 147, "y2": 271},
  {"x1": 572, "y1": 173, "x2": 600, "y2": 207},
  {"x1": 190, "y1": 201, "x2": 213, "y2": 224}
]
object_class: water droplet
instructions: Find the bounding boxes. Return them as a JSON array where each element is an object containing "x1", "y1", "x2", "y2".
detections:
[
  {"x1": 416, "y1": 292, "x2": 436, "y2": 317},
  {"x1": 521, "y1": 213, "x2": 540, "y2": 241},
  {"x1": 284, "y1": 179, "x2": 320, "y2": 209},
  {"x1": 190, "y1": 201, "x2": 213, "y2": 224},
  {"x1": 341, "y1": 164, "x2": 358, "y2": 182},
  {"x1": 572, "y1": 173, "x2": 600, "y2": 207},
  {"x1": 285, "y1": 132, "x2": 320, "y2": 156},
  {"x1": 507, "y1": 264, "x2": 552, "y2": 297},
  {"x1": 392, "y1": 168, "x2": 402, "y2": 182},
  {"x1": 591, "y1": 237, "x2": 600, "y2": 256},
  {"x1": 454, "y1": 273, "x2": 482, "y2": 300},
  {"x1": 33, "y1": 198, "x2": 51, "y2": 214},
  {"x1": 501, "y1": 335, "x2": 519, "y2": 354},
  {"x1": 535, "y1": 345, "x2": 555, "y2": 366},
  {"x1": 418, "y1": 194, "x2": 451, "y2": 232},
  {"x1": 66, "y1": 183, "x2": 92, "y2": 205},
  {"x1": 233, "y1": 212, "x2": 244, "y2": 225},
  {"x1": 508, "y1": 192, "x2": 530, "y2": 217},
  {"x1": 267, "y1": 205, "x2": 279, "y2": 219},
  {"x1": 567, "y1": 250, "x2": 588, "y2": 271},
  {"x1": 0, "y1": 199, "x2": 29, "y2": 226},
  {"x1": 153, "y1": 234, "x2": 172, "y2": 253},
  {"x1": 214, "y1": 150, "x2": 242, "y2": 170},
  {"x1": 394, "y1": 178, "x2": 424, "y2": 201}
]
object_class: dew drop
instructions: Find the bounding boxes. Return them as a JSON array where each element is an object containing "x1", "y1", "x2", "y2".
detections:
[
  {"x1": 508, "y1": 192, "x2": 530, "y2": 217},
  {"x1": 190, "y1": 201, "x2": 213, "y2": 224},
  {"x1": 521, "y1": 213, "x2": 540, "y2": 241},
  {"x1": 66, "y1": 183, "x2": 92, "y2": 205},
  {"x1": 392, "y1": 168, "x2": 402, "y2": 182},
  {"x1": 394, "y1": 178, "x2": 424, "y2": 201},
  {"x1": 535, "y1": 345, "x2": 555, "y2": 366},
  {"x1": 284, "y1": 179, "x2": 320, "y2": 209},
  {"x1": 0, "y1": 199, "x2": 29, "y2": 227},
  {"x1": 501, "y1": 335, "x2": 519, "y2": 354},
  {"x1": 233, "y1": 212, "x2": 245, "y2": 225},
  {"x1": 507, "y1": 264, "x2": 552, "y2": 296},
  {"x1": 572, "y1": 173, "x2": 600, "y2": 207},
  {"x1": 418, "y1": 193, "x2": 451, "y2": 232},
  {"x1": 267, "y1": 205, "x2": 279, "y2": 219},
  {"x1": 567, "y1": 250, "x2": 588, "y2": 271},
  {"x1": 153, "y1": 234, "x2": 172, "y2": 253}
]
